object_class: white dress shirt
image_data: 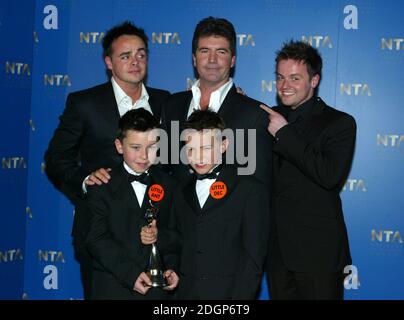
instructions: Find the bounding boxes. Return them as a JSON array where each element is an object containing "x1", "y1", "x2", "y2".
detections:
[
  {"x1": 187, "y1": 78, "x2": 233, "y2": 118},
  {"x1": 123, "y1": 162, "x2": 148, "y2": 207},
  {"x1": 111, "y1": 77, "x2": 153, "y2": 117},
  {"x1": 196, "y1": 178, "x2": 217, "y2": 208},
  {"x1": 195, "y1": 165, "x2": 221, "y2": 208}
]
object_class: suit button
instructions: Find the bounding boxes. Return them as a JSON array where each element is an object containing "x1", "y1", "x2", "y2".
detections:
[
  {"x1": 197, "y1": 250, "x2": 203, "y2": 254},
  {"x1": 199, "y1": 275, "x2": 207, "y2": 280}
]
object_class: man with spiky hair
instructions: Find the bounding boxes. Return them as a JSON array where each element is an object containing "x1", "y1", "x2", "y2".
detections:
[
  {"x1": 261, "y1": 40, "x2": 356, "y2": 300},
  {"x1": 44, "y1": 21, "x2": 170, "y2": 299}
]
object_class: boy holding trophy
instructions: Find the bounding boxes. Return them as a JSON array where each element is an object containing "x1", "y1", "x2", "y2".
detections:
[{"x1": 86, "y1": 108, "x2": 178, "y2": 299}]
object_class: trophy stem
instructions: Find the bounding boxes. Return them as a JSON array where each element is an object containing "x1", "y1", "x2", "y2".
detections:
[
  {"x1": 144, "y1": 202, "x2": 167, "y2": 288},
  {"x1": 146, "y1": 243, "x2": 167, "y2": 287}
]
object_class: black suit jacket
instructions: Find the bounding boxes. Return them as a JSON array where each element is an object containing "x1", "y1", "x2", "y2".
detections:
[
  {"x1": 160, "y1": 165, "x2": 270, "y2": 299},
  {"x1": 268, "y1": 97, "x2": 356, "y2": 273},
  {"x1": 161, "y1": 85, "x2": 272, "y2": 186},
  {"x1": 44, "y1": 81, "x2": 170, "y2": 244},
  {"x1": 85, "y1": 164, "x2": 176, "y2": 300}
]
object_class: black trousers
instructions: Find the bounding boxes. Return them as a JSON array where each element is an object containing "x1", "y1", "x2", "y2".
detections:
[
  {"x1": 74, "y1": 244, "x2": 92, "y2": 300},
  {"x1": 268, "y1": 269, "x2": 345, "y2": 300},
  {"x1": 267, "y1": 238, "x2": 345, "y2": 300}
]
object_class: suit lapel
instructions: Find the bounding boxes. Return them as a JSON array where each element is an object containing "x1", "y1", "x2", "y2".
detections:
[
  {"x1": 296, "y1": 98, "x2": 327, "y2": 142},
  {"x1": 110, "y1": 166, "x2": 143, "y2": 221},
  {"x1": 147, "y1": 87, "x2": 161, "y2": 120},
  {"x1": 140, "y1": 170, "x2": 171, "y2": 221},
  {"x1": 180, "y1": 91, "x2": 193, "y2": 122},
  {"x1": 217, "y1": 85, "x2": 239, "y2": 126},
  {"x1": 182, "y1": 176, "x2": 201, "y2": 214},
  {"x1": 141, "y1": 173, "x2": 156, "y2": 213},
  {"x1": 201, "y1": 165, "x2": 238, "y2": 214},
  {"x1": 272, "y1": 105, "x2": 288, "y2": 171},
  {"x1": 100, "y1": 82, "x2": 121, "y2": 124}
]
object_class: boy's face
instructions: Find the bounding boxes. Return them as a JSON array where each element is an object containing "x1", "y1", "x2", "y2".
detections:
[
  {"x1": 115, "y1": 129, "x2": 158, "y2": 173},
  {"x1": 184, "y1": 129, "x2": 228, "y2": 175}
]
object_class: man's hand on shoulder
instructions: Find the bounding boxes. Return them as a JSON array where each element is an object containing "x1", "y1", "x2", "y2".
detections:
[{"x1": 85, "y1": 168, "x2": 112, "y2": 186}]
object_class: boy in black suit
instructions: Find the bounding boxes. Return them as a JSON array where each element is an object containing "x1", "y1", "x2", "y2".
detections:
[
  {"x1": 85, "y1": 108, "x2": 179, "y2": 300},
  {"x1": 149, "y1": 109, "x2": 269, "y2": 299}
]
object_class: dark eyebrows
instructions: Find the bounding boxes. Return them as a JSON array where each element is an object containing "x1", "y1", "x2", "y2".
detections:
[
  {"x1": 197, "y1": 47, "x2": 229, "y2": 52},
  {"x1": 118, "y1": 51, "x2": 131, "y2": 58},
  {"x1": 276, "y1": 72, "x2": 302, "y2": 78},
  {"x1": 118, "y1": 48, "x2": 147, "y2": 57}
]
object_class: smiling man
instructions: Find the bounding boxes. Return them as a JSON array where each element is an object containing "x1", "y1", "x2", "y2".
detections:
[
  {"x1": 162, "y1": 17, "x2": 272, "y2": 187},
  {"x1": 261, "y1": 40, "x2": 357, "y2": 300}
]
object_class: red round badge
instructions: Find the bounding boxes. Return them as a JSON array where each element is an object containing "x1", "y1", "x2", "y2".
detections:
[
  {"x1": 209, "y1": 181, "x2": 227, "y2": 200},
  {"x1": 148, "y1": 184, "x2": 165, "y2": 202}
]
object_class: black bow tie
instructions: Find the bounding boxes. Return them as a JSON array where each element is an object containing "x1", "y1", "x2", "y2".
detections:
[
  {"x1": 128, "y1": 172, "x2": 150, "y2": 185},
  {"x1": 194, "y1": 165, "x2": 222, "y2": 180}
]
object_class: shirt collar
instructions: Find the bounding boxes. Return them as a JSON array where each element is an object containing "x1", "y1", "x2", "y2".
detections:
[
  {"x1": 111, "y1": 77, "x2": 149, "y2": 107},
  {"x1": 190, "y1": 78, "x2": 233, "y2": 113},
  {"x1": 123, "y1": 162, "x2": 148, "y2": 176},
  {"x1": 284, "y1": 95, "x2": 317, "y2": 123}
]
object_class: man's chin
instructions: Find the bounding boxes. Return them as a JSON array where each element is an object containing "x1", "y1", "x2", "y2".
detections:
[
  {"x1": 279, "y1": 96, "x2": 293, "y2": 105},
  {"x1": 126, "y1": 75, "x2": 145, "y2": 84}
]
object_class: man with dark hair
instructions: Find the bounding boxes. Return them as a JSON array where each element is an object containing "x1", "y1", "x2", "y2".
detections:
[
  {"x1": 102, "y1": 21, "x2": 149, "y2": 58},
  {"x1": 261, "y1": 40, "x2": 356, "y2": 300},
  {"x1": 44, "y1": 21, "x2": 170, "y2": 299},
  {"x1": 191, "y1": 17, "x2": 236, "y2": 59},
  {"x1": 162, "y1": 16, "x2": 272, "y2": 186},
  {"x1": 275, "y1": 40, "x2": 322, "y2": 77}
]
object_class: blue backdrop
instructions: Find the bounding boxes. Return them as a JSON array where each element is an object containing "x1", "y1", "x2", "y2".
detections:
[{"x1": 1, "y1": 0, "x2": 403, "y2": 300}]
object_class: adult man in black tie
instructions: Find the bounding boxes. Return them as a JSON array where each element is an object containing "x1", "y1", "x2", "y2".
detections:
[
  {"x1": 44, "y1": 21, "x2": 170, "y2": 299},
  {"x1": 260, "y1": 40, "x2": 356, "y2": 300}
]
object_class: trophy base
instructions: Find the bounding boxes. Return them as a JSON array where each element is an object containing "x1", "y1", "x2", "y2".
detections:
[{"x1": 146, "y1": 270, "x2": 167, "y2": 288}]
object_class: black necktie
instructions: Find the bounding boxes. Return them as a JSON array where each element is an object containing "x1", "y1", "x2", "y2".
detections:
[
  {"x1": 194, "y1": 164, "x2": 222, "y2": 180},
  {"x1": 128, "y1": 172, "x2": 150, "y2": 185}
]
